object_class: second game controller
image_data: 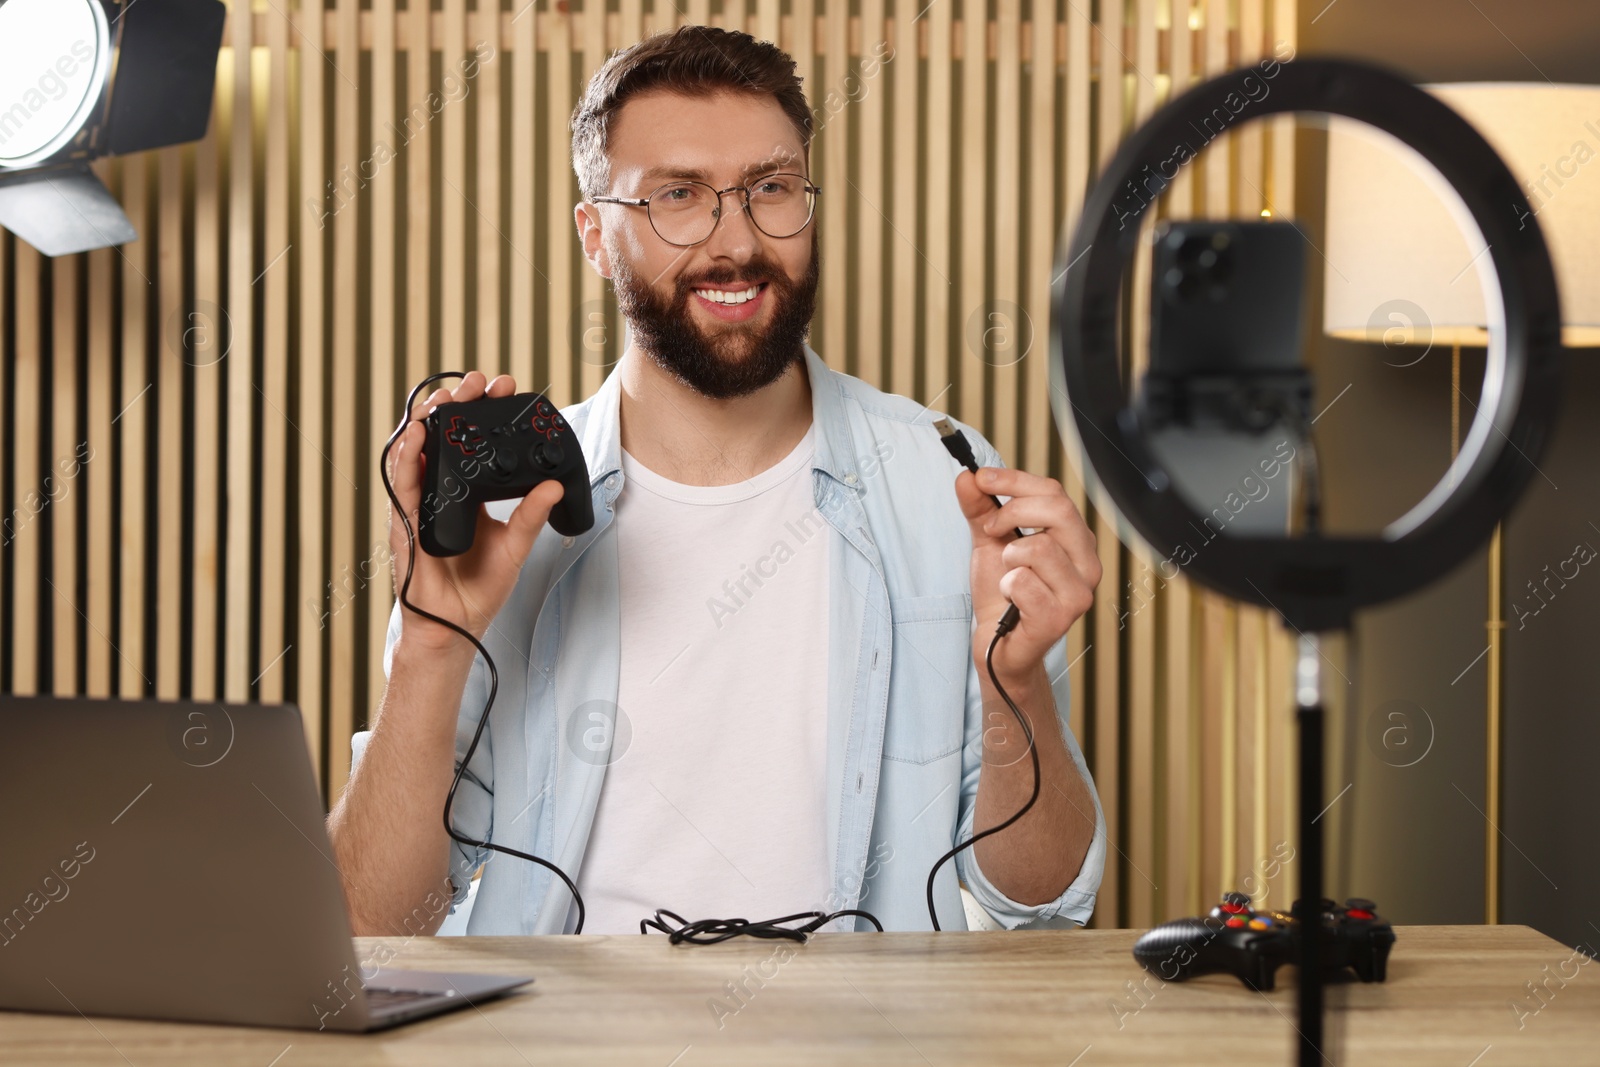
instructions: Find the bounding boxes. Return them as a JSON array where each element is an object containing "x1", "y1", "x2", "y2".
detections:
[
  {"x1": 419, "y1": 391, "x2": 595, "y2": 556},
  {"x1": 1132, "y1": 892, "x2": 1396, "y2": 991}
]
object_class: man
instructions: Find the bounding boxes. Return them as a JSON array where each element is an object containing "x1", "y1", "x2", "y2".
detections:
[{"x1": 328, "y1": 26, "x2": 1107, "y2": 936}]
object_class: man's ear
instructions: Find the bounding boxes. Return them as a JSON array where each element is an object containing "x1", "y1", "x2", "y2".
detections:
[{"x1": 575, "y1": 202, "x2": 611, "y2": 280}]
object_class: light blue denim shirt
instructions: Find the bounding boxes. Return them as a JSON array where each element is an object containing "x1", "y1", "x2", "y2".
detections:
[{"x1": 382, "y1": 345, "x2": 1107, "y2": 933}]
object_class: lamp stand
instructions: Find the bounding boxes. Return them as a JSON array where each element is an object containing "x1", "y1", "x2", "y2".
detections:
[
  {"x1": 1452, "y1": 341, "x2": 1503, "y2": 926},
  {"x1": 1487, "y1": 523, "x2": 1503, "y2": 924}
]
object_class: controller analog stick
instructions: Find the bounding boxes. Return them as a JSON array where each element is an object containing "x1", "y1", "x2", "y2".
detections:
[{"x1": 532, "y1": 441, "x2": 565, "y2": 469}]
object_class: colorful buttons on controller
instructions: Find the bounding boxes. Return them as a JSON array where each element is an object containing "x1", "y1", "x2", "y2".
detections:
[
  {"x1": 1220, "y1": 901, "x2": 1249, "y2": 915},
  {"x1": 1249, "y1": 917, "x2": 1274, "y2": 930},
  {"x1": 530, "y1": 409, "x2": 567, "y2": 437},
  {"x1": 1225, "y1": 916, "x2": 1247, "y2": 928}
]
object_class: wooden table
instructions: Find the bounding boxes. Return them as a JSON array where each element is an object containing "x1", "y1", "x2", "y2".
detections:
[{"x1": 2, "y1": 926, "x2": 1595, "y2": 1065}]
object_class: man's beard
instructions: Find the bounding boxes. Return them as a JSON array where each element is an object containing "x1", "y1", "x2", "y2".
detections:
[{"x1": 610, "y1": 231, "x2": 820, "y2": 400}]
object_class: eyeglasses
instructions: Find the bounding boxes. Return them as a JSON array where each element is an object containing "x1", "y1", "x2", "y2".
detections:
[{"x1": 591, "y1": 172, "x2": 821, "y2": 247}]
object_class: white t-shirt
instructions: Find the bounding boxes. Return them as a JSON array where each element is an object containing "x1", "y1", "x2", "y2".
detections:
[{"x1": 573, "y1": 423, "x2": 833, "y2": 934}]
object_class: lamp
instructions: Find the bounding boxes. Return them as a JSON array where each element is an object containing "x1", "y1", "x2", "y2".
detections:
[
  {"x1": 1323, "y1": 82, "x2": 1600, "y2": 925},
  {"x1": 0, "y1": 0, "x2": 226, "y2": 257},
  {"x1": 1326, "y1": 84, "x2": 1600, "y2": 350}
]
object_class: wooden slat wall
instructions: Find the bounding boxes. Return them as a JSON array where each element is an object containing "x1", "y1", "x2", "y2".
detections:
[
  {"x1": 192, "y1": 79, "x2": 218, "y2": 704},
  {"x1": 0, "y1": 0, "x2": 1297, "y2": 931},
  {"x1": 297, "y1": 0, "x2": 328, "y2": 781},
  {"x1": 1091, "y1": 0, "x2": 1126, "y2": 928},
  {"x1": 329, "y1": 0, "x2": 361, "y2": 802},
  {"x1": 50, "y1": 256, "x2": 78, "y2": 697},
  {"x1": 85, "y1": 244, "x2": 114, "y2": 698},
  {"x1": 157, "y1": 146, "x2": 183, "y2": 701},
  {"x1": 117, "y1": 157, "x2": 150, "y2": 701},
  {"x1": 227, "y1": 12, "x2": 256, "y2": 706},
  {"x1": 260, "y1": 8, "x2": 291, "y2": 709},
  {"x1": 15, "y1": 239, "x2": 41, "y2": 697},
  {"x1": 1162, "y1": 0, "x2": 1197, "y2": 928}
]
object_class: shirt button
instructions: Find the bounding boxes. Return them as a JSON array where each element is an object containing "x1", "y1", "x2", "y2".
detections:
[
  {"x1": 844, "y1": 472, "x2": 858, "y2": 485},
  {"x1": 605, "y1": 474, "x2": 618, "y2": 489},
  {"x1": 561, "y1": 536, "x2": 575, "y2": 549}
]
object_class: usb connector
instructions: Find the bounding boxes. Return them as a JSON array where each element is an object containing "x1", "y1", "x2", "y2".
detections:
[{"x1": 934, "y1": 417, "x2": 1023, "y2": 637}]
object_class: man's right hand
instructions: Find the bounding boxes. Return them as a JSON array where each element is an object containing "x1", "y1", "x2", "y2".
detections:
[{"x1": 386, "y1": 371, "x2": 567, "y2": 653}]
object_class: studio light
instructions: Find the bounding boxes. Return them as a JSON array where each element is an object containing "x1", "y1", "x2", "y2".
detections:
[
  {"x1": 0, "y1": 0, "x2": 226, "y2": 257},
  {"x1": 0, "y1": 0, "x2": 113, "y2": 169}
]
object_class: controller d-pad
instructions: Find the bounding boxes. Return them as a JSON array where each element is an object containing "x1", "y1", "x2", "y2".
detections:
[{"x1": 445, "y1": 416, "x2": 486, "y2": 455}]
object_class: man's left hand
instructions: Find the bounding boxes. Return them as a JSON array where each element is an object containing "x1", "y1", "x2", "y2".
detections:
[{"x1": 955, "y1": 467, "x2": 1103, "y2": 691}]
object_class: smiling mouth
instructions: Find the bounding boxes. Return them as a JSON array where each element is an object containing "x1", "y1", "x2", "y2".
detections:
[{"x1": 690, "y1": 282, "x2": 768, "y2": 306}]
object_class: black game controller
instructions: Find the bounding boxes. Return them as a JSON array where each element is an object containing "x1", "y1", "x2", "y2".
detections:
[
  {"x1": 1132, "y1": 892, "x2": 1395, "y2": 991},
  {"x1": 419, "y1": 392, "x2": 595, "y2": 556}
]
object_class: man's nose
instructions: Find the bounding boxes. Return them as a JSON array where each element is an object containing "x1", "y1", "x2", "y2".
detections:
[{"x1": 701, "y1": 190, "x2": 761, "y2": 262}]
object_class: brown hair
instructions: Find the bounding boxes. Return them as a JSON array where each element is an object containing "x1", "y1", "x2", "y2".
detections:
[{"x1": 570, "y1": 26, "x2": 813, "y2": 202}]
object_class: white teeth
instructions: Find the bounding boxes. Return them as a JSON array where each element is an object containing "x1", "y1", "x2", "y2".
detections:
[{"x1": 695, "y1": 285, "x2": 761, "y2": 305}]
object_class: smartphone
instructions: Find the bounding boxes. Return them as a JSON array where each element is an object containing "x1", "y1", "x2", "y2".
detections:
[{"x1": 1142, "y1": 220, "x2": 1309, "y2": 432}]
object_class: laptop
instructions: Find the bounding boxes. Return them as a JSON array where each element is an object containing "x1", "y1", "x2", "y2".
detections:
[{"x1": 0, "y1": 696, "x2": 532, "y2": 1031}]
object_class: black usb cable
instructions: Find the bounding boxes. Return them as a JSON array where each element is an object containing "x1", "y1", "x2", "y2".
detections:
[
  {"x1": 925, "y1": 417, "x2": 1042, "y2": 931},
  {"x1": 641, "y1": 908, "x2": 884, "y2": 944},
  {"x1": 381, "y1": 373, "x2": 587, "y2": 933},
  {"x1": 377, "y1": 385, "x2": 1043, "y2": 940}
]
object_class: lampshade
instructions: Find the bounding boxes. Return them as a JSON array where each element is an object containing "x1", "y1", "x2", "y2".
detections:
[{"x1": 1324, "y1": 83, "x2": 1600, "y2": 349}]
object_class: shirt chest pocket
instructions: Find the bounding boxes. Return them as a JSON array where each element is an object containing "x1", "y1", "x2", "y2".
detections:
[{"x1": 881, "y1": 593, "x2": 972, "y2": 765}]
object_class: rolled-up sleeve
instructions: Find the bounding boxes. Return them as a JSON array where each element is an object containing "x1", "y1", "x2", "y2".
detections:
[
  {"x1": 949, "y1": 435, "x2": 1108, "y2": 929},
  {"x1": 382, "y1": 603, "x2": 495, "y2": 913}
]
